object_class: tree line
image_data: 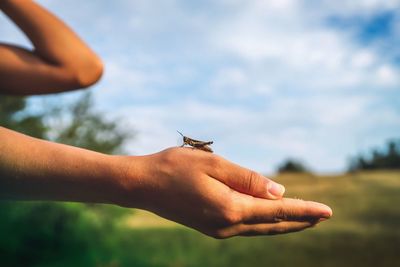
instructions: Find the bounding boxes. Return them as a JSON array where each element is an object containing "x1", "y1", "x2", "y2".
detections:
[
  {"x1": 348, "y1": 139, "x2": 400, "y2": 172},
  {"x1": 277, "y1": 139, "x2": 400, "y2": 173}
]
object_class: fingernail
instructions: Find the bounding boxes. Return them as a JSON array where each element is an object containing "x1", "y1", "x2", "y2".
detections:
[{"x1": 268, "y1": 182, "x2": 285, "y2": 198}]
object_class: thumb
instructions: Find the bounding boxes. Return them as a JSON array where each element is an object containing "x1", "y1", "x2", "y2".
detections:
[
  {"x1": 238, "y1": 170, "x2": 285, "y2": 199},
  {"x1": 209, "y1": 156, "x2": 285, "y2": 199}
]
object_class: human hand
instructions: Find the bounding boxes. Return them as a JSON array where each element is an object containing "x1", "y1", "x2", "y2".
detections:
[{"x1": 116, "y1": 147, "x2": 332, "y2": 238}]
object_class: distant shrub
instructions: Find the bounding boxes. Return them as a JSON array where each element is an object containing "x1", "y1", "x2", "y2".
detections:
[{"x1": 277, "y1": 159, "x2": 309, "y2": 173}]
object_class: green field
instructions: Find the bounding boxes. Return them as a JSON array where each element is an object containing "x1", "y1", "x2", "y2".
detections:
[{"x1": 1, "y1": 171, "x2": 399, "y2": 267}]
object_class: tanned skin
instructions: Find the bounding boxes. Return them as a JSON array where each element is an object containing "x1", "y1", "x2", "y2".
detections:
[{"x1": 0, "y1": 0, "x2": 103, "y2": 95}]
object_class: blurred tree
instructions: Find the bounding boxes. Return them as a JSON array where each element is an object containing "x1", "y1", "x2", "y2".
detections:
[
  {"x1": 47, "y1": 93, "x2": 132, "y2": 154},
  {"x1": 348, "y1": 139, "x2": 400, "y2": 172},
  {"x1": 0, "y1": 95, "x2": 46, "y2": 138},
  {"x1": 277, "y1": 159, "x2": 309, "y2": 173},
  {"x1": 0, "y1": 92, "x2": 132, "y2": 266}
]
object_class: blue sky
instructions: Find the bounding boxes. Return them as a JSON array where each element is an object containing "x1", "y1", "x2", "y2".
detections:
[{"x1": 1, "y1": 0, "x2": 399, "y2": 173}]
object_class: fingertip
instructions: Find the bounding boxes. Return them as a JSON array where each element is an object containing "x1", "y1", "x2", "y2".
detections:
[
  {"x1": 267, "y1": 182, "x2": 285, "y2": 199},
  {"x1": 319, "y1": 203, "x2": 333, "y2": 218},
  {"x1": 323, "y1": 206, "x2": 333, "y2": 218},
  {"x1": 311, "y1": 202, "x2": 333, "y2": 218}
]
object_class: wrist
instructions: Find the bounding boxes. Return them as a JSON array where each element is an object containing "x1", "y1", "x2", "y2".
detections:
[{"x1": 106, "y1": 154, "x2": 151, "y2": 208}]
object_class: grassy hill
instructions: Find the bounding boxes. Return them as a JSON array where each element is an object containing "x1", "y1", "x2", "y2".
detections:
[
  {"x1": 111, "y1": 171, "x2": 400, "y2": 267},
  {"x1": 1, "y1": 171, "x2": 399, "y2": 266}
]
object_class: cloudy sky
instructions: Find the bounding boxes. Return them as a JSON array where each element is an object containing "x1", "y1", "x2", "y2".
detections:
[{"x1": 1, "y1": 0, "x2": 399, "y2": 173}]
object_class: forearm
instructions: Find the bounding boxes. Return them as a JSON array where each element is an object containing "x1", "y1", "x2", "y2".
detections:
[
  {"x1": 0, "y1": 126, "x2": 133, "y2": 204},
  {"x1": 0, "y1": 0, "x2": 99, "y2": 69}
]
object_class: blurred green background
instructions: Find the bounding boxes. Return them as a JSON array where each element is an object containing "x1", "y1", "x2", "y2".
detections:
[
  {"x1": 1, "y1": 94, "x2": 399, "y2": 267},
  {"x1": 2, "y1": 171, "x2": 399, "y2": 267},
  {"x1": 2, "y1": 0, "x2": 400, "y2": 265}
]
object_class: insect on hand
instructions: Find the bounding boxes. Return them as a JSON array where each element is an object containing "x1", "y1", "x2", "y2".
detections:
[{"x1": 177, "y1": 131, "x2": 214, "y2": 153}]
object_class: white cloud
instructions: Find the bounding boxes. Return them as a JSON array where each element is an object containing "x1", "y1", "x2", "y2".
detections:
[
  {"x1": 375, "y1": 65, "x2": 399, "y2": 87},
  {"x1": 209, "y1": 1, "x2": 400, "y2": 95},
  {"x1": 351, "y1": 50, "x2": 376, "y2": 68},
  {"x1": 111, "y1": 91, "x2": 378, "y2": 173},
  {"x1": 98, "y1": 60, "x2": 167, "y2": 98},
  {"x1": 315, "y1": 0, "x2": 400, "y2": 16}
]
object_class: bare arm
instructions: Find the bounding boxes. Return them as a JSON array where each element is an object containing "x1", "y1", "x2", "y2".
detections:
[
  {"x1": 0, "y1": 126, "x2": 124, "y2": 203},
  {"x1": 0, "y1": 0, "x2": 103, "y2": 95},
  {"x1": 0, "y1": 126, "x2": 332, "y2": 238}
]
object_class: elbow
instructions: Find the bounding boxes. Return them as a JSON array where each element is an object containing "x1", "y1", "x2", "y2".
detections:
[
  {"x1": 75, "y1": 56, "x2": 104, "y2": 89},
  {"x1": 66, "y1": 56, "x2": 104, "y2": 90}
]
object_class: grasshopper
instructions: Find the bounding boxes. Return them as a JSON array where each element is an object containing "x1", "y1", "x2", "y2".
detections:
[{"x1": 177, "y1": 131, "x2": 214, "y2": 153}]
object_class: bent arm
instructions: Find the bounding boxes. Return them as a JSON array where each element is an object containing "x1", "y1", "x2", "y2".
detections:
[{"x1": 0, "y1": 0, "x2": 103, "y2": 95}]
